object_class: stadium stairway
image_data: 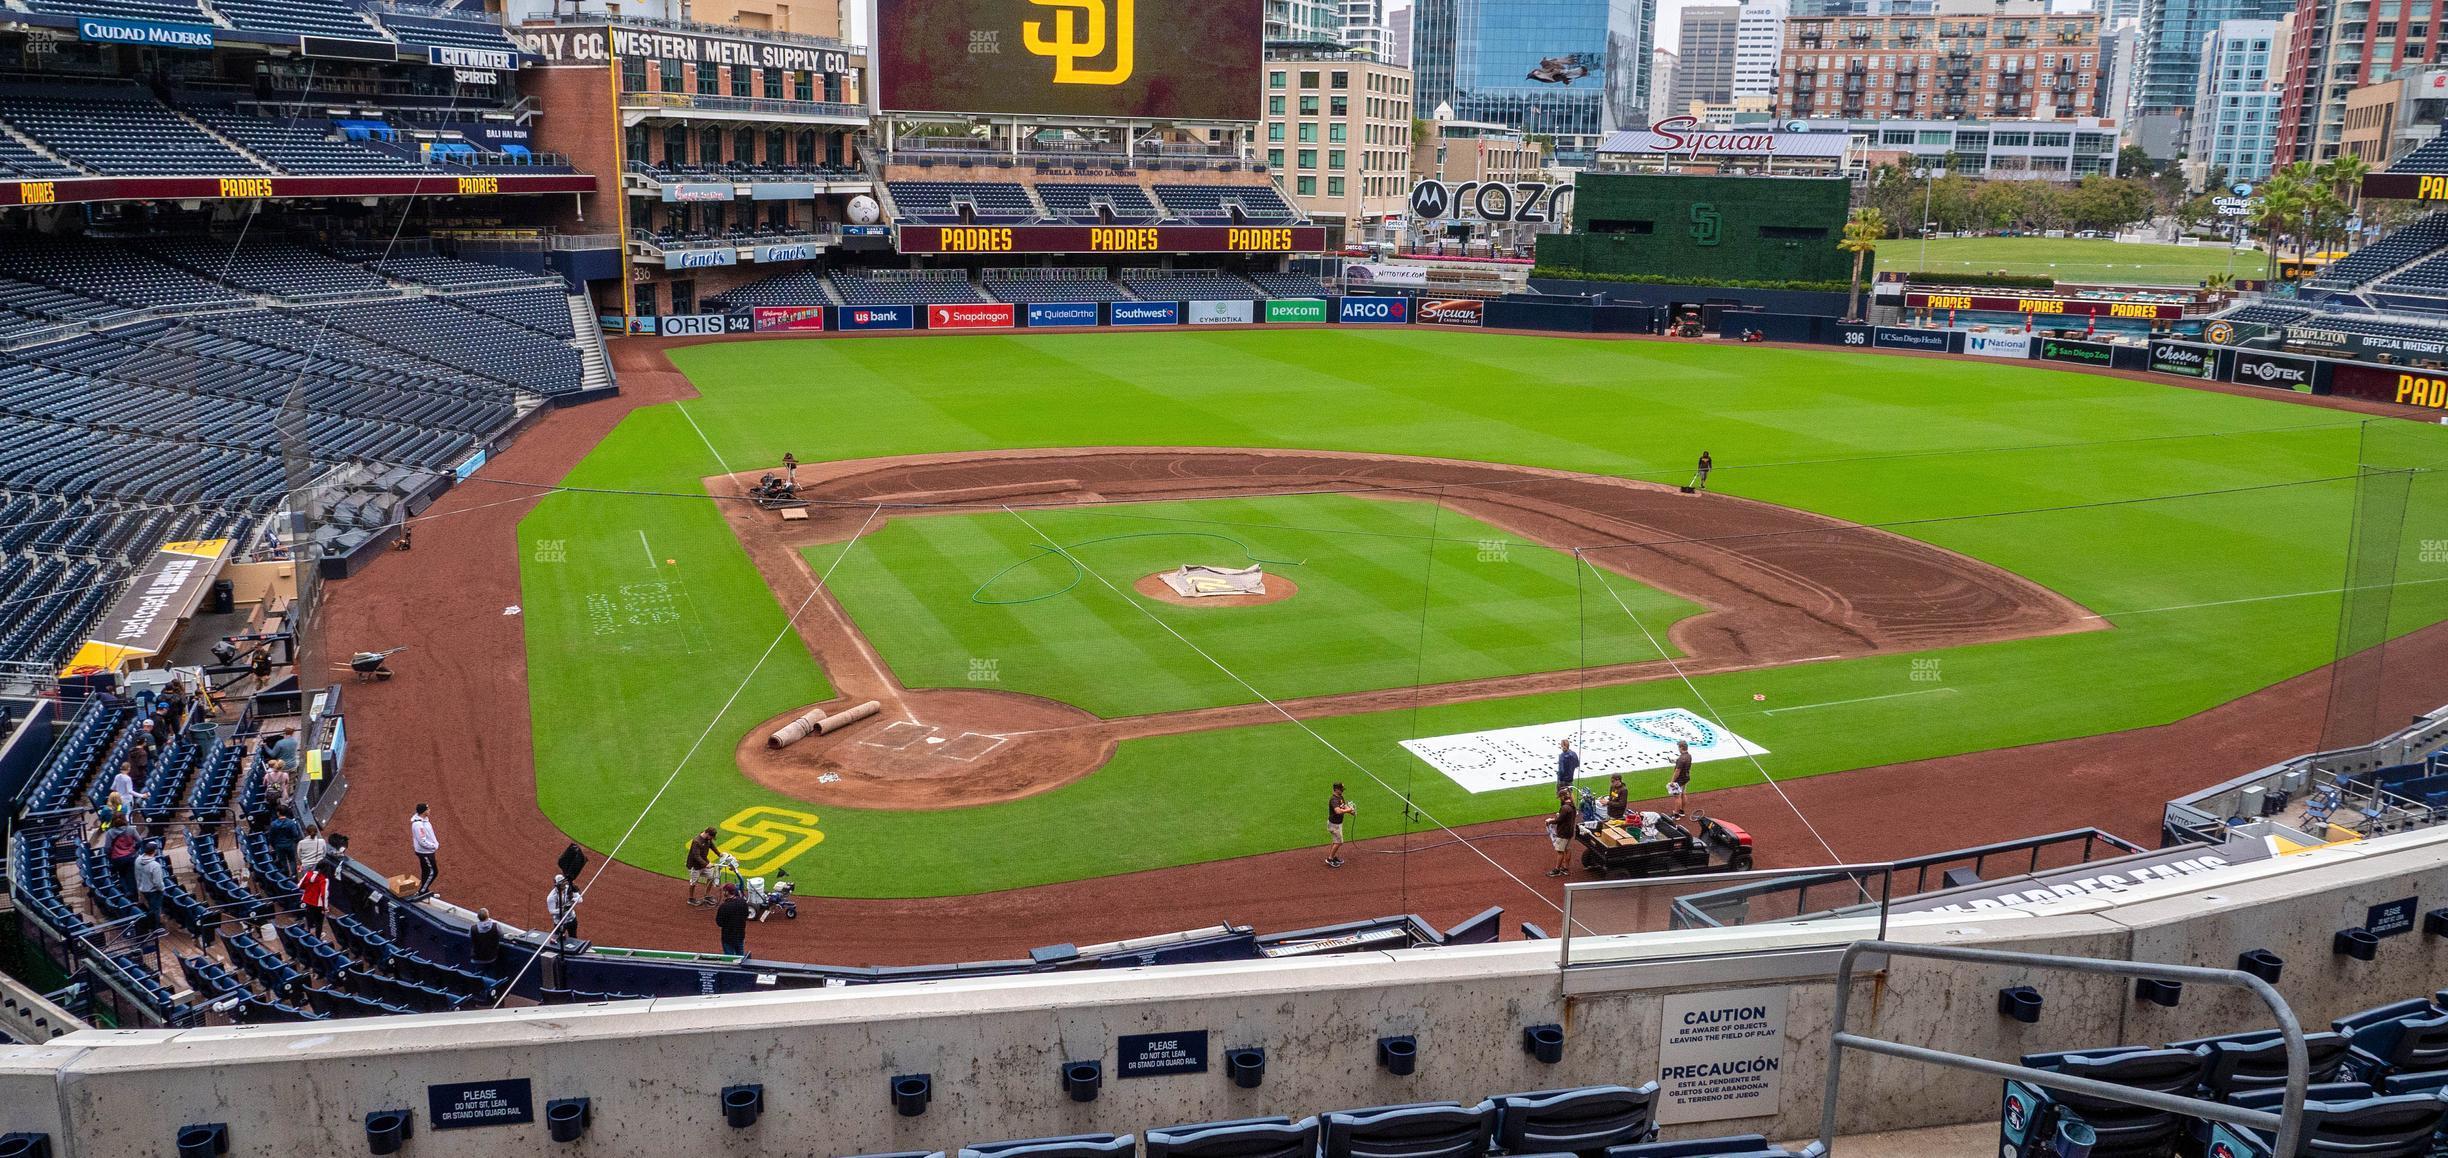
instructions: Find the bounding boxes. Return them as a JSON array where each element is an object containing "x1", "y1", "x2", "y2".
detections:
[{"x1": 569, "y1": 293, "x2": 614, "y2": 395}]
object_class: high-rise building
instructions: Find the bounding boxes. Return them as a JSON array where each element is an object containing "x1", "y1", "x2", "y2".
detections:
[
  {"x1": 1652, "y1": 47, "x2": 1681, "y2": 119},
  {"x1": 1390, "y1": 0, "x2": 1416, "y2": 64},
  {"x1": 1734, "y1": 0, "x2": 1790, "y2": 98},
  {"x1": 1342, "y1": 0, "x2": 1399, "y2": 58},
  {"x1": 2131, "y1": 0, "x2": 2292, "y2": 156},
  {"x1": 1672, "y1": 5, "x2": 1743, "y2": 113},
  {"x1": 2273, "y1": 0, "x2": 2445, "y2": 162},
  {"x1": 1263, "y1": 45, "x2": 1414, "y2": 246},
  {"x1": 2186, "y1": 19, "x2": 2284, "y2": 180},
  {"x1": 1270, "y1": 0, "x2": 1345, "y2": 43},
  {"x1": 1412, "y1": 0, "x2": 1654, "y2": 159},
  {"x1": 1778, "y1": 0, "x2": 2103, "y2": 122}
]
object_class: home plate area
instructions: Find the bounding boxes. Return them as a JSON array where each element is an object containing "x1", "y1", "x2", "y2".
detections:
[{"x1": 860, "y1": 720, "x2": 1007, "y2": 762}]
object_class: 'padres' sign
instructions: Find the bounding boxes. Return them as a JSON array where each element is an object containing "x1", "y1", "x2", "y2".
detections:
[{"x1": 1024, "y1": 0, "x2": 1132, "y2": 84}]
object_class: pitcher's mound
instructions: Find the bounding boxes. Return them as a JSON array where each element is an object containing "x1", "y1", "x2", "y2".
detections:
[{"x1": 1133, "y1": 571, "x2": 1300, "y2": 607}]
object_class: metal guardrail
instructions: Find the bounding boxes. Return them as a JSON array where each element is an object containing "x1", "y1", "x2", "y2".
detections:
[
  {"x1": 620, "y1": 91, "x2": 865, "y2": 121},
  {"x1": 1670, "y1": 828, "x2": 2146, "y2": 928},
  {"x1": 1558, "y1": 862, "x2": 1895, "y2": 968},
  {"x1": 1821, "y1": 941, "x2": 2307, "y2": 1157}
]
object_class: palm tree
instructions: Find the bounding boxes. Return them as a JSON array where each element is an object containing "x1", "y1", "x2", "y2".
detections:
[
  {"x1": 1840, "y1": 207, "x2": 1886, "y2": 321},
  {"x1": 2204, "y1": 272, "x2": 2236, "y2": 302},
  {"x1": 2318, "y1": 153, "x2": 2373, "y2": 252},
  {"x1": 2253, "y1": 169, "x2": 2309, "y2": 271}
]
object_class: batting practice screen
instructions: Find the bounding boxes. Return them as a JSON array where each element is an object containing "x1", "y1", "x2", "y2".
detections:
[
  {"x1": 875, "y1": 0, "x2": 1263, "y2": 120},
  {"x1": 1535, "y1": 173, "x2": 1859, "y2": 286}
]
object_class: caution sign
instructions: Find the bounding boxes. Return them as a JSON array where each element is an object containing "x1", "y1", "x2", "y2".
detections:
[{"x1": 1658, "y1": 986, "x2": 1788, "y2": 1124}]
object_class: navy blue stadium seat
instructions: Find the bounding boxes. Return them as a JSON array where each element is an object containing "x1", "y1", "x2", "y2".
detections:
[
  {"x1": 1604, "y1": 1136, "x2": 1825, "y2": 1157},
  {"x1": 2336, "y1": 1002, "x2": 2448, "y2": 1081},
  {"x1": 2016, "y1": 1047, "x2": 2202, "y2": 1157},
  {"x1": 1144, "y1": 1116, "x2": 1318, "y2": 1158},
  {"x1": 1320, "y1": 1101, "x2": 1495, "y2": 1158},
  {"x1": 1492, "y1": 1085, "x2": 1661, "y2": 1153},
  {"x1": 958, "y1": 1136, "x2": 1135, "y2": 1158}
]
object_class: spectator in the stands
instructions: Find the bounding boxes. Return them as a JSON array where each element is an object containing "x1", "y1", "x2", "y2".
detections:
[
  {"x1": 269, "y1": 728, "x2": 300, "y2": 767},
  {"x1": 261, "y1": 759, "x2": 292, "y2": 814},
  {"x1": 109, "y1": 761, "x2": 140, "y2": 812},
  {"x1": 470, "y1": 908, "x2": 502, "y2": 975},
  {"x1": 125, "y1": 740, "x2": 149, "y2": 783},
  {"x1": 715, "y1": 884, "x2": 750, "y2": 957},
  {"x1": 133, "y1": 840, "x2": 167, "y2": 936},
  {"x1": 297, "y1": 860, "x2": 329, "y2": 935},
  {"x1": 295, "y1": 823, "x2": 328, "y2": 875},
  {"x1": 267, "y1": 806, "x2": 303, "y2": 876},
  {"x1": 103, "y1": 814, "x2": 141, "y2": 894}
]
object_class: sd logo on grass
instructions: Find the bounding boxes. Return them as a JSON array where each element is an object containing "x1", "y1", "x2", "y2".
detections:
[{"x1": 717, "y1": 806, "x2": 825, "y2": 877}]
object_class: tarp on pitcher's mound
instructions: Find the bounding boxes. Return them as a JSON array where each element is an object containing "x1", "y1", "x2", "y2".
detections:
[{"x1": 1160, "y1": 563, "x2": 1269, "y2": 598}]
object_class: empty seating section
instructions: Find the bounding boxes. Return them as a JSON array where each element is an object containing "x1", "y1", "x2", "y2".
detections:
[
  {"x1": 2314, "y1": 214, "x2": 2448, "y2": 288},
  {"x1": 707, "y1": 268, "x2": 837, "y2": 308},
  {"x1": 830, "y1": 269, "x2": 987, "y2": 305},
  {"x1": 2389, "y1": 136, "x2": 2448, "y2": 175},
  {"x1": 0, "y1": 131, "x2": 78, "y2": 179},
  {"x1": 306, "y1": 298, "x2": 586, "y2": 394},
  {"x1": 15, "y1": 0, "x2": 211, "y2": 23},
  {"x1": 2222, "y1": 304, "x2": 2311, "y2": 326},
  {"x1": 209, "y1": 0, "x2": 389, "y2": 39},
  {"x1": 360, "y1": 252, "x2": 555, "y2": 291},
  {"x1": 0, "y1": 89, "x2": 265, "y2": 176},
  {"x1": 135, "y1": 237, "x2": 391, "y2": 297},
  {"x1": 1122, "y1": 270, "x2": 1260, "y2": 300},
  {"x1": 886, "y1": 181, "x2": 1043, "y2": 223},
  {"x1": 1249, "y1": 272, "x2": 1330, "y2": 297},
  {"x1": 1034, "y1": 183, "x2": 1165, "y2": 224},
  {"x1": 453, "y1": 288, "x2": 580, "y2": 339},
  {"x1": 1153, "y1": 184, "x2": 1301, "y2": 224},
  {"x1": 982, "y1": 272, "x2": 1136, "y2": 303},
  {"x1": 6, "y1": 237, "x2": 246, "y2": 309},
  {"x1": 377, "y1": 11, "x2": 523, "y2": 54},
  {"x1": 2379, "y1": 250, "x2": 2448, "y2": 297},
  {"x1": 184, "y1": 109, "x2": 421, "y2": 174}
]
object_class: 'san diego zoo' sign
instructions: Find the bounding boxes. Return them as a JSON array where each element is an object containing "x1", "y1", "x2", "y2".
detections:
[{"x1": 1408, "y1": 179, "x2": 1573, "y2": 223}]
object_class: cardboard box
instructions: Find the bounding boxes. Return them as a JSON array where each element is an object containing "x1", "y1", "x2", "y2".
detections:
[{"x1": 390, "y1": 873, "x2": 421, "y2": 898}]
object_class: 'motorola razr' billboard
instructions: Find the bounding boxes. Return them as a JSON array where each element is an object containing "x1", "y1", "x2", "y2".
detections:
[{"x1": 876, "y1": 0, "x2": 1261, "y2": 120}]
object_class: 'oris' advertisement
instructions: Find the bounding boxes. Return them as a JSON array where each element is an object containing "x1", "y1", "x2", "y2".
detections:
[
  {"x1": 1109, "y1": 301, "x2": 1180, "y2": 326},
  {"x1": 1338, "y1": 296, "x2": 1410, "y2": 324},
  {"x1": 1025, "y1": 302, "x2": 1100, "y2": 327},
  {"x1": 2230, "y1": 351, "x2": 2318, "y2": 392},
  {"x1": 1417, "y1": 299, "x2": 1485, "y2": 327},
  {"x1": 657, "y1": 313, "x2": 750, "y2": 337},
  {"x1": 2148, "y1": 343, "x2": 2214, "y2": 379}
]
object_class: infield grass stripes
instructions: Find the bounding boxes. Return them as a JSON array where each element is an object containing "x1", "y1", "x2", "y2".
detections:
[{"x1": 512, "y1": 330, "x2": 2448, "y2": 897}]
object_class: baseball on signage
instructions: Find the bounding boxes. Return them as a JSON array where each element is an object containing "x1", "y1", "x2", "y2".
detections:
[{"x1": 845, "y1": 194, "x2": 882, "y2": 225}]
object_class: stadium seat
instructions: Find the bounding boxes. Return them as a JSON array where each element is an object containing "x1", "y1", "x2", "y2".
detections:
[
  {"x1": 2336, "y1": 1002, "x2": 2448, "y2": 1081},
  {"x1": 2173, "y1": 1029, "x2": 2352, "y2": 1095},
  {"x1": 2015, "y1": 1047, "x2": 2202, "y2": 1156},
  {"x1": 1603, "y1": 1137, "x2": 1826, "y2": 1157},
  {"x1": 958, "y1": 1136, "x2": 1136, "y2": 1158},
  {"x1": 1320, "y1": 1102, "x2": 1495, "y2": 1158},
  {"x1": 2226, "y1": 1086, "x2": 2448, "y2": 1156},
  {"x1": 1144, "y1": 1116, "x2": 1318, "y2": 1158},
  {"x1": 1492, "y1": 1085, "x2": 1661, "y2": 1153}
]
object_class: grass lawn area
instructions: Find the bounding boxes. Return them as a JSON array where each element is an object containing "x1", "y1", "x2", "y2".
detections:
[
  {"x1": 512, "y1": 329, "x2": 2448, "y2": 897},
  {"x1": 1904, "y1": 236, "x2": 2267, "y2": 285},
  {"x1": 818, "y1": 494, "x2": 1700, "y2": 719}
]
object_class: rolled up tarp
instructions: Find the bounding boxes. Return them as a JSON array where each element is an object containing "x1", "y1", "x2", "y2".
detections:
[{"x1": 767, "y1": 699, "x2": 883, "y2": 748}]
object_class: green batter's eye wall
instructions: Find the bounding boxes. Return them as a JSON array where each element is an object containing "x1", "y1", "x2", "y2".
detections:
[{"x1": 1535, "y1": 173, "x2": 1863, "y2": 287}]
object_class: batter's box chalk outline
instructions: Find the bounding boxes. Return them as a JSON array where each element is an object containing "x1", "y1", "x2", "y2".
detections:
[
  {"x1": 935, "y1": 732, "x2": 1008, "y2": 762},
  {"x1": 861, "y1": 720, "x2": 939, "y2": 751}
]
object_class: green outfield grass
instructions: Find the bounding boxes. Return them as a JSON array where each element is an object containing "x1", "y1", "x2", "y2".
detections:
[
  {"x1": 1905, "y1": 236, "x2": 2268, "y2": 285},
  {"x1": 512, "y1": 329, "x2": 2448, "y2": 897},
  {"x1": 818, "y1": 495, "x2": 1700, "y2": 719}
]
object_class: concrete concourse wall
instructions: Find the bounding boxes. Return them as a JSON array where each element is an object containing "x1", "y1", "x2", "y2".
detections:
[{"x1": 6, "y1": 830, "x2": 2448, "y2": 1157}]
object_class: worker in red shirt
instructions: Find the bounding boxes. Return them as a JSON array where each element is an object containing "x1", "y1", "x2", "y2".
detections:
[{"x1": 298, "y1": 862, "x2": 330, "y2": 935}]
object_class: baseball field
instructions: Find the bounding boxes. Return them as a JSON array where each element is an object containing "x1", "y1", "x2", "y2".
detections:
[
  {"x1": 498, "y1": 329, "x2": 2448, "y2": 900},
  {"x1": 1906, "y1": 237, "x2": 2268, "y2": 285}
]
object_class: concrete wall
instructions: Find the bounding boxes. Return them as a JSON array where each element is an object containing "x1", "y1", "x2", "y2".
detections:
[{"x1": 7, "y1": 829, "x2": 2448, "y2": 1157}]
